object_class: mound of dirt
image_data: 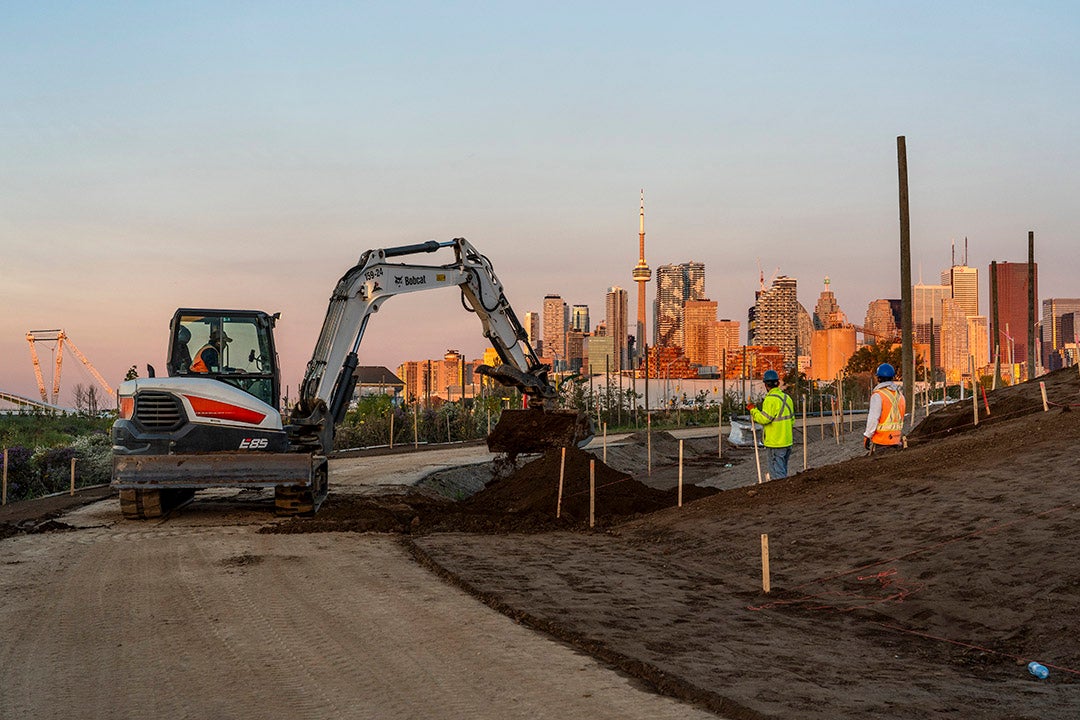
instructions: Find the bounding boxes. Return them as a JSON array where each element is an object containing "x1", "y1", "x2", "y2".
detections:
[
  {"x1": 465, "y1": 446, "x2": 716, "y2": 524},
  {"x1": 910, "y1": 365, "x2": 1080, "y2": 440},
  {"x1": 263, "y1": 447, "x2": 718, "y2": 535}
]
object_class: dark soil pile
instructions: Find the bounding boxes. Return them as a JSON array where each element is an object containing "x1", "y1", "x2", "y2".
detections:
[
  {"x1": 909, "y1": 365, "x2": 1080, "y2": 441},
  {"x1": 464, "y1": 446, "x2": 716, "y2": 524},
  {"x1": 262, "y1": 489, "x2": 453, "y2": 535},
  {"x1": 263, "y1": 446, "x2": 718, "y2": 535}
]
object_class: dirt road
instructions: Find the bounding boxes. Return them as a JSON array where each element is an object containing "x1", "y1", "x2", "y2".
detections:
[{"x1": 0, "y1": 474, "x2": 717, "y2": 719}]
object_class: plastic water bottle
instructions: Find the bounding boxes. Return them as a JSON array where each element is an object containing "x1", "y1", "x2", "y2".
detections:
[{"x1": 1028, "y1": 661, "x2": 1049, "y2": 679}]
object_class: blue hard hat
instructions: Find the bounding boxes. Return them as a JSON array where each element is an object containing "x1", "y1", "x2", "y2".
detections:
[
  {"x1": 763, "y1": 369, "x2": 780, "y2": 383},
  {"x1": 875, "y1": 363, "x2": 896, "y2": 380}
]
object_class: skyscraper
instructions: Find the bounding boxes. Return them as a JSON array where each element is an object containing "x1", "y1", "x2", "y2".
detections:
[
  {"x1": 523, "y1": 311, "x2": 541, "y2": 355},
  {"x1": 941, "y1": 264, "x2": 979, "y2": 317},
  {"x1": 812, "y1": 277, "x2": 845, "y2": 329},
  {"x1": 989, "y1": 261, "x2": 1038, "y2": 367},
  {"x1": 751, "y1": 275, "x2": 800, "y2": 370},
  {"x1": 605, "y1": 286, "x2": 629, "y2": 371},
  {"x1": 968, "y1": 316, "x2": 990, "y2": 370},
  {"x1": 684, "y1": 299, "x2": 718, "y2": 366},
  {"x1": 863, "y1": 299, "x2": 901, "y2": 343},
  {"x1": 654, "y1": 261, "x2": 705, "y2": 349},
  {"x1": 570, "y1": 304, "x2": 590, "y2": 333},
  {"x1": 542, "y1": 294, "x2": 568, "y2": 369},
  {"x1": 913, "y1": 283, "x2": 951, "y2": 345},
  {"x1": 715, "y1": 320, "x2": 741, "y2": 355},
  {"x1": 631, "y1": 190, "x2": 651, "y2": 364},
  {"x1": 936, "y1": 262, "x2": 980, "y2": 378},
  {"x1": 938, "y1": 298, "x2": 970, "y2": 382},
  {"x1": 1041, "y1": 298, "x2": 1080, "y2": 368}
]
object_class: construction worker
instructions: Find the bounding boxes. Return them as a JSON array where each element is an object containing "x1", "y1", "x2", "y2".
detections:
[
  {"x1": 747, "y1": 369, "x2": 795, "y2": 479},
  {"x1": 863, "y1": 362, "x2": 906, "y2": 454},
  {"x1": 191, "y1": 328, "x2": 230, "y2": 373}
]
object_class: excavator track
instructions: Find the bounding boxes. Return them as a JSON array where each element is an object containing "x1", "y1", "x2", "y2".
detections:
[
  {"x1": 274, "y1": 461, "x2": 328, "y2": 516},
  {"x1": 119, "y1": 488, "x2": 196, "y2": 520}
]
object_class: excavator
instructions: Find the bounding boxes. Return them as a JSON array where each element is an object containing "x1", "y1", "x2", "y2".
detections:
[{"x1": 111, "y1": 238, "x2": 593, "y2": 518}]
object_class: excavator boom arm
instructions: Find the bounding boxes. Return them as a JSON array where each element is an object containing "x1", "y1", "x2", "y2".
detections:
[{"x1": 292, "y1": 239, "x2": 554, "y2": 449}]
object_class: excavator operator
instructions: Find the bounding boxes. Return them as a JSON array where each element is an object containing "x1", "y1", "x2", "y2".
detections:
[{"x1": 191, "y1": 328, "x2": 230, "y2": 373}]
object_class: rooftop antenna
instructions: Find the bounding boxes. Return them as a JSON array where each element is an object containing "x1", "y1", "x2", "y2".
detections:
[
  {"x1": 951, "y1": 238, "x2": 955, "y2": 268},
  {"x1": 964, "y1": 236, "x2": 969, "y2": 266}
]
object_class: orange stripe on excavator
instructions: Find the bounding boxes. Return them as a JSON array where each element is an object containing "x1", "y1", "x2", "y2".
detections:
[{"x1": 183, "y1": 395, "x2": 267, "y2": 425}]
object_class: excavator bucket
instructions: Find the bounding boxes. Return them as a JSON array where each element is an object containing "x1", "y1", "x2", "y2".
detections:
[{"x1": 487, "y1": 409, "x2": 594, "y2": 455}]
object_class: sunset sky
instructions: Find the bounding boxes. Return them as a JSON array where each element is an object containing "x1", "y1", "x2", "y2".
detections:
[{"x1": 3, "y1": 2, "x2": 1078, "y2": 405}]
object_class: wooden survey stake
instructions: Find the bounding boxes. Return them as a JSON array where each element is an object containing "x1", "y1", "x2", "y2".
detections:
[
  {"x1": 678, "y1": 439, "x2": 684, "y2": 508},
  {"x1": 556, "y1": 447, "x2": 566, "y2": 518},
  {"x1": 761, "y1": 534, "x2": 771, "y2": 593},
  {"x1": 589, "y1": 459, "x2": 596, "y2": 528}
]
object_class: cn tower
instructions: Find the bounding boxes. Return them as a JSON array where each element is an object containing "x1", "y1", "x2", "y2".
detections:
[{"x1": 631, "y1": 189, "x2": 651, "y2": 365}]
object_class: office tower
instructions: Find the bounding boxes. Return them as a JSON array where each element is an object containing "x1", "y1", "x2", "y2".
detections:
[
  {"x1": 989, "y1": 261, "x2": 1038, "y2": 366},
  {"x1": 585, "y1": 335, "x2": 615, "y2": 375},
  {"x1": 938, "y1": 298, "x2": 970, "y2": 382},
  {"x1": 654, "y1": 261, "x2": 706, "y2": 349},
  {"x1": 442, "y1": 350, "x2": 469, "y2": 395},
  {"x1": 913, "y1": 284, "x2": 951, "y2": 345},
  {"x1": 941, "y1": 265, "x2": 979, "y2": 317},
  {"x1": 684, "y1": 299, "x2": 718, "y2": 366},
  {"x1": 605, "y1": 286, "x2": 629, "y2": 371},
  {"x1": 523, "y1": 311, "x2": 541, "y2": 355},
  {"x1": 566, "y1": 330, "x2": 585, "y2": 372},
  {"x1": 864, "y1": 299, "x2": 900, "y2": 343},
  {"x1": 939, "y1": 261, "x2": 980, "y2": 377},
  {"x1": 715, "y1": 320, "x2": 740, "y2": 355},
  {"x1": 1041, "y1": 298, "x2": 1080, "y2": 369},
  {"x1": 812, "y1": 277, "x2": 846, "y2": 329},
  {"x1": 631, "y1": 190, "x2": 651, "y2": 364},
  {"x1": 570, "y1": 304, "x2": 590, "y2": 333},
  {"x1": 750, "y1": 276, "x2": 800, "y2": 370},
  {"x1": 396, "y1": 361, "x2": 421, "y2": 402},
  {"x1": 797, "y1": 305, "x2": 814, "y2": 363},
  {"x1": 543, "y1": 294, "x2": 569, "y2": 369},
  {"x1": 968, "y1": 316, "x2": 989, "y2": 370}
]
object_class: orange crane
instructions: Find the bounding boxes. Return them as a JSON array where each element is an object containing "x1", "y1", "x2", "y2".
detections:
[{"x1": 25, "y1": 330, "x2": 114, "y2": 405}]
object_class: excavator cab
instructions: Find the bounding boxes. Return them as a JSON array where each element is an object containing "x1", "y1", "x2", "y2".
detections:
[{"x1": 166, "y1": 309, "x2": 282, "y2": 409}]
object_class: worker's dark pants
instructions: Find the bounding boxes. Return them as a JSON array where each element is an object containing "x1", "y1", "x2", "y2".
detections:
[
  {"x1": 766, "y1": 446, "x2": 792, "y2": 479},
  {"x1": 869, "y1": 442, "x2": 903, "y2": 456}
]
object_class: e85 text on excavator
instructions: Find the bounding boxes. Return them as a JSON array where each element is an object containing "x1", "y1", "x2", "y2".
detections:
[{"x1": 111, "y1": 238, "x2": 593, "y2": 518}]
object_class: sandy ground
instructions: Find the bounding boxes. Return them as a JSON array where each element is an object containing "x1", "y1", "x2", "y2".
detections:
[{"x1": 0, "y1": 498, "x2": 716, "y2": 719}]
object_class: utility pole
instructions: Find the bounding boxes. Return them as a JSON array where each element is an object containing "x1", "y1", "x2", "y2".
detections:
[
  {"x1": 1028, "y1": 231, "x2": 1036, "y2": 381},
  {"x1": 897, "y1": 136, "x2": 914, "y2": 414}
]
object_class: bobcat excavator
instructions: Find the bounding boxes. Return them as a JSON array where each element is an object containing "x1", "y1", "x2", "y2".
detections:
[{"x1": 111, "y1": 238, "x2": 592, "y2": 518}]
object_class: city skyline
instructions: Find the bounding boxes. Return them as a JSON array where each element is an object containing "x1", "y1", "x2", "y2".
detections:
[{"x1": 3, "y1": 4, "x2": 1079, "y2": 402}]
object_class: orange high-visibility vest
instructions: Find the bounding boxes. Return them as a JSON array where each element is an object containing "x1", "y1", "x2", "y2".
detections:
[
  {"x1": 871, "y1": 386, "x2": 905, "y2": 445},
  {"x1": 190, "y1": 345, "x2": 215, "y2": 373}
]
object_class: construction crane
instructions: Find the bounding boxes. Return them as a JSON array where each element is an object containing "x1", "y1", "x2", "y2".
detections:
[
  {"x1": 26, "y1": 330, "x2": 114, "y2": 405},
  {"x1": 755, "y1": 258, "x2": 780, "y2": 292}
]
